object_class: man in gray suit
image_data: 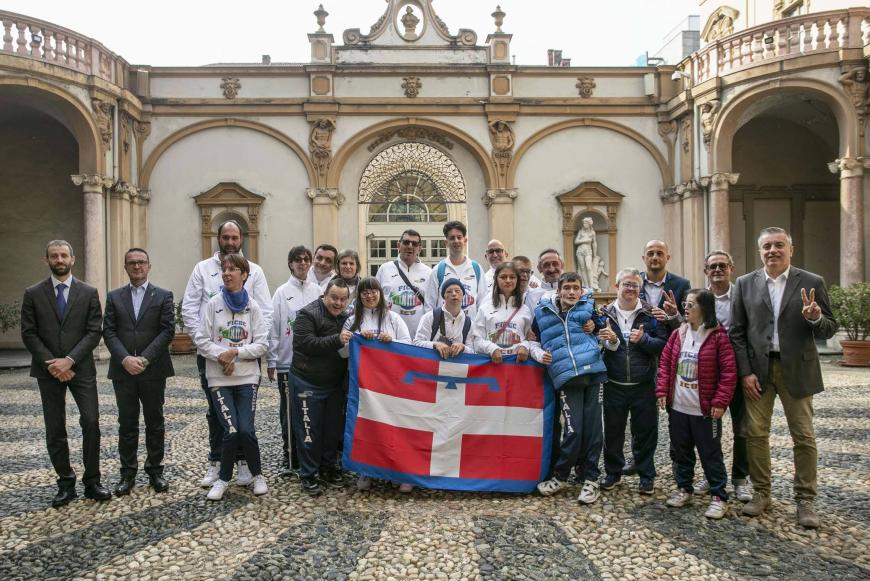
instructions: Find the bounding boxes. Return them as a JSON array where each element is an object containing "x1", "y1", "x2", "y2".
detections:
[
  {"x1": 20, "y1": 240, "x2": 111, "y2": 506},
  {"x1": 103, "y1": 248, "x2": 175, "y2": 496},
  {"x1": 730, "y1": 227, "x2": 837, "y2": 528}
]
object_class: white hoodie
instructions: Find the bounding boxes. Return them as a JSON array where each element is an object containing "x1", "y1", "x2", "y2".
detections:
[
  {"x1": 344, "y1": 308, "x2": 412, "y2": 344},
  {"x1": 414, "y1": 307, "x2": 477, "y2": 353},
  {"x1": 422, "y1": 257, "x2": 487, "y2": 319},
  {"x1": 472, "y1": 295, "x2": 533, "y2": 355},
  {"x1": 267, "y1": 275, "x2": 323, "y2": 370},
  {"x1": 194, "y1": 293, "x2": 268, "y2": 387},
  {"x1": 307, "y1": 268, "x2": 335, "y2": 293}
]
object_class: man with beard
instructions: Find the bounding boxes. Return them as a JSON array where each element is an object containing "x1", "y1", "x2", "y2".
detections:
[
  {"x1": 21, "y1": 240, "x2": 110, "y2": 506},
  {"x1": 182, "y1": 220, "x2": 272, "y2": 488},
  {"x1": 536, "y1": 249, "x2": 564, "y2": 295}
]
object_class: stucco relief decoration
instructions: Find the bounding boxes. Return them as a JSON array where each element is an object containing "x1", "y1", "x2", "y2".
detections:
[
  {"x1": 701, "y1": 7, "x2": 739, "y2": 42},
  {"x1": 220, "y1": 77, "x2": 241, "y2": 99},
  {"x1": 367, "y1": 127, "x2": 454, "y2": 152},
  {"x1": 91, "y1": 98, "x2": 114, "y2": 148},
  {"x1": 657, "y1": 120, "x2": 677, "y2": 141},
  {"x1": 359, "y1": 142, "x2": 466, "y2": 204},
  {"x1": 400, "y1": 6, "x2": 421, "y2": 40},
  {"x1": 839, "y1": 67, "x2": 870, "y2": 137},
  {"x1": 314, "y1": 4, "x2": 329, "y2": 32},
  {"x1": 681, "y1": 117, "x2": 692, "y2": 154},
  {"x1": 488, "y1": 120, "x2": 514, "y2": 178},
  {"x1": 309, "y1": 118, "x2": 336, "y2": 179},
  {"x1": 576, "y1": 77, "x2": 596, "y2": 98},
  {"x1": 700, "y1": 99, "x2": 720, "y2": 150},
  {"x1": 402, "y1": 76, "x2": 423, "y2": 98}
]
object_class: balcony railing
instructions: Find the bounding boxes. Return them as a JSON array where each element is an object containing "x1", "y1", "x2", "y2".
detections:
[
  {"x1": 680, "y1": 8, "x2": 870, "y2": 84},
  {"x1": 0, "y1": 10, "x2": 127, "y2": 86}
]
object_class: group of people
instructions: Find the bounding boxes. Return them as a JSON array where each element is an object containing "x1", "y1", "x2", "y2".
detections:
[{"x1": 21, "y1": 219, "x2": 836, "y2": 528}]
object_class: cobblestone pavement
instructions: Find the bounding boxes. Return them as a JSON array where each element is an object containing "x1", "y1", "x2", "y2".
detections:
[{"x1": 0, "y1": 356, "x2": 867, "y2": 580}]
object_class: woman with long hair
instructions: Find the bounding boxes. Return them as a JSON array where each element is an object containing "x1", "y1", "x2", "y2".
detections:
[
  {"x1": 656, "y1": 289, "x2": 737, "y2": 519},
  {"x1": 472, "y1": 262, "x2": 532, "y2": 363}
]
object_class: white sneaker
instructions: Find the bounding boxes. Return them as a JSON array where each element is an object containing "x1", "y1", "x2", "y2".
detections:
[
  {"x1": 537, "y1": 477, "x2": 569, "y2": 496},
  {"x1": 704, "y1": 496, "x2": 727, "y2": 519},
  {"x1": 207, "y1": 479, "x2": 229, "y2": 501},
  {"x1": 236, "y1": 460, "x2": 253, "y2": 486},
  {"x1": 694, "y1": 478, "x2": 710, "y2": 494},
  {"x1": 577, "y1": 480, "x2": 600, "y2": 505},
  {"x1": 252, "y1": 475, "x2": 268, "y2": 496},
  {"x1": 356, "y1": 476, "x2": 372, "y2": 491},
  {"x1": 666, "y1": 489, "x2": 693, "y2": 507},
  {"x1": 200, "y1": 461, "x2": 221, "y2": 488},
  {"x1": 398, "y1": 483, "x2": 414, "y2": 493},
  {"x1": 734, "y1": 482, "x2": 753, "y2": 503}
]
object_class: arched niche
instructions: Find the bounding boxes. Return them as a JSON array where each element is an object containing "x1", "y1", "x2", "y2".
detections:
[{"x1": 194, "y1": 182, "x2": 264, "y2": 261}]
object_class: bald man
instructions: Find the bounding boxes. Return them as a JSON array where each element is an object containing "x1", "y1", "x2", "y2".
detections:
[{"x1": 483, "y1": 239, "x2": 540, "y2": 295}]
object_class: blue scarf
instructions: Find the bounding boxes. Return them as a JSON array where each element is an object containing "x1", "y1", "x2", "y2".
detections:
[{"x1": 221, "y1": 286, "x2": 249, "y2": 314}]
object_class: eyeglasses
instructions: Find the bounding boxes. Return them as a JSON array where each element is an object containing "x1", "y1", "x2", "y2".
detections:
[
  {"x1": 705, "y1": 262, "x2": 730, "y2": 271},
  {"x1": 682, "y1": 301, "x2": 696, "y2": 309},
  {"x1": 400, "y1": 239, "x2": 420, "y2": 247},
  {"x1": 516, "y1": 269, "x2": 532, "y2": 276},
  {"x1": 360, "y1": 290, "x2": 380, "y2": 297},
  {"x1": 291, "y1": 256, "x2": 311, "y2": 263},
  {"x1": 486, "y1": 248, "x2": 505, "y2": 255},
  {"x1": 619, "y1": 282, "x2": 640, "y2": 289},
  {"x1": 125, "y1": 260, "x2": 148, "y2": 267}
]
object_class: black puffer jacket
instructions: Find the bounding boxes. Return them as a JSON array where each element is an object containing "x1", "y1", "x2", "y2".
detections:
[
  {"x1": 291, "y1": 299, "x2": 349, "y2": 386},
  {"x1": 600, "y1": 302, "x2": 667, "y2": 384}
]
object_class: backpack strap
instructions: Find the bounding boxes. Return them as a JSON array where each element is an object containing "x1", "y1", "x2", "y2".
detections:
[
  {"x1": 394, "y1": 260, "x2": 424, "y2": 305},
  {"x1": 430, "y1": 308, "x2": 444, "y2": 341},
  {"x1": 461, "y1": 314, "x2": 472, "y2": 343},
  {"x1": 436, "y1": 261, "x2": 447, "y2": 288}
]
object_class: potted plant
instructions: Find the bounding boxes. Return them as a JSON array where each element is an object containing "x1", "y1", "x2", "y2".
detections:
[
  {"x1": 829, "y1": 282, "x2": 870, "y2": 366},
  {"x1": 170, "y1": 301, "x2": 195, "y2": 354}
]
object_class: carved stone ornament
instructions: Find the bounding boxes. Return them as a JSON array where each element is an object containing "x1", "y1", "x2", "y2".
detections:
[
  {"x1": 681, "y1": 117, "x2": 692, "y2": 154},
  {"x1": 343, "y1": 0, "x2": 477, "y2": 46},
  {"x1": 657, "y1": 120, "x2": 677, "y2": 140},
  {"x1": 838, "y1": 66, "x2": 870, "y2": 137},
  {"x1": 400, "y1": 6, "x2": 421, "y2": 40},
  {"x1": 488, "y1": 120, "x2": 515, "y2": 178},
  {"x1": 314, "y1": 4, "x2": 328, "y2": 32},
  {"x1": 700, "y1": 100, "x2": 720, "y2": 150},
  {"x1": 367, "y1": 126, "x2": 454, "y2": 152},
  {"x1": 660, "y1": 179, "x2": 701, "y2": 203},
  {"x1": 306, "y1": 187, "x2": 345, "y2": 207},
  {"x1": 402, "y1": 76, "x2": 422, "y2": 98},
  {"x1": 483, "y1": 188, "x2": 517, "y2": 207},
  {"x1": 699, "y1": 172, "x2": 739, "y2": 191},
  {"x1": 220, "y1": 77, "x2": 241, "y2": 99},
  {"x1": 133, "y1": 119, "x2": 152, "y2": 141},
  {"x1": 491, "y1": 5, "x2": 505, "y2": 32},
  {"x1": 309, "y1": 118, "x2": 336, "y2": 179},
  {"x1": 701, "y1": 7, "x2": 739, "y2": 42},
  {"x1": 827, "y1": 157, "x2": 868, "y2": 178},
  {"x1": 110, "y1": 180, "x2": 139, "y2": 200},
  {"x1": 91, "y1": 98, "x2": 113, "y2": 147},
  {"x1": 71, "y1": 174, "x2": 113, "y2": 189},
  {"x1": 576, "y1": 77, "x2": 596, "y2": 98}
]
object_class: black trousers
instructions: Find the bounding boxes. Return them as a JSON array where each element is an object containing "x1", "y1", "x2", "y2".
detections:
[
  {"x1": 37, "y1": 376, "x2": 101, "y2": 488},
  {"x1": 113, "y1": 377, "x2": 166, "y2": 477},
  {"x1": 603, "y1": 380, "x2": 658, "y2": 480},
  {"x1": 553, "y1": 377, "x2": 603, "y2": 483},
  {"x1": 290, "y1": 372, "x2": 343, "y2": 480},
  {"x1": 277, "y1": 372, "x2": 299, "y2": 469},
  {"x1": 198, "y1": 355, "x2": 246, "y2": 463},
  {"x1": 729, "y1": 386, "x2": 749, "y2": 483},
  {"x1": 668, "y1": 408, "x2": 728, "y2": 499}
]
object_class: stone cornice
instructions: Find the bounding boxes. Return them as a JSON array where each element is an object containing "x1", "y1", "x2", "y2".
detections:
[
  {"x1": 306, "y1": 187, "x2": 344, "y2": 207},
  {"x1": 483, "y1": 188, "x2": 518, "y2": 207},
  {"x1": 700, "y1": 172, "x2": 739, "y2": 190},
  {"x1": 71, "y1": 174, "x2": 113, "y2": 190}
]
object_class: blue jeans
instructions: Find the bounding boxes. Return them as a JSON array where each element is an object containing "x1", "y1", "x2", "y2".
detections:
[
  {"x1": 668, "y1": 408, "x2": 728, "y2": 500},
  {"x1": 210, "y1": 384, "x2": 262, "y2": 482},
  {"x1": 197, "y1": 355, "x2": 223, "y2": 462},
  {"x1": 553, "y1": 377, "x2": 603, "y2": 483}
]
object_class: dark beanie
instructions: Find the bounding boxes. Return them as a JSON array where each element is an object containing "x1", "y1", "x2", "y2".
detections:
[{"x1": 440, "y1": 277, "x2": 466, "y2": 298}]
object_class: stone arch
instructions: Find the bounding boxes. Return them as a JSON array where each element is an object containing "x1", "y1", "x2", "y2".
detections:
[
  {"x1": 0, "y1": 77, "x2": 102, "y2": 174},
  {"x1": 509, "y1": 119, "x2": 672, "y2": 189},
  {"x1": 140, "y1": 118, "x2": 316, "y2": 191},
  {"x1": 328, "y1": 117, "x2": 496, "y2": 190},
  {"x1": 712, "y1": 78, "x2": 860, "y2": 172}
]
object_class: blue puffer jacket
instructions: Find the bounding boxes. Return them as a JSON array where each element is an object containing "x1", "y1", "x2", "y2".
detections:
[{"x1": 533, "y1": 293, "x2": 607, "y2": 390}]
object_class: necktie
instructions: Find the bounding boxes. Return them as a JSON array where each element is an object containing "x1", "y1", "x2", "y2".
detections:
[{"x1": 56, "y1": 283, "x2": 67, "y2": 318}]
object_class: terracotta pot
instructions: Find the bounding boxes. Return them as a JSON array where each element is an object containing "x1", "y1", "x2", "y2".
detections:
[
  {"x1": 170, "y1": 332, "x2": 195, "y2": 354},
  {"x1": 840, "y1": 340, "x2": 870, "y2": 367}
]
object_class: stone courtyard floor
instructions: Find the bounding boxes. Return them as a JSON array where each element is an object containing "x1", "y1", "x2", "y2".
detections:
[{"x1": 0, "y1": 356, "x2": 867, "y2": 580}]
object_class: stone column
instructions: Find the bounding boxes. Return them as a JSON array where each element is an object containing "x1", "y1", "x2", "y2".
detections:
[
  {"x1": 680, "y1": 181, "x2": 706, "y2": 287},
  {"x1": 484, "y1": 189, "x2": 517, "y2": 254},
  {"x1": 71, "y1": 174, "x2": 112, "y2": 298},
  {"x1": 700, "y1": 172, "x2": 739, "y2": 253},
  {"x1": 109, "y1": 182, "x2": 136, "y2": 289},
  {"x1": 659, "y1": 186, "x2": 684, "y2": 275},
  {"x1": 307, "y1": 188, "x2": 342, "y2": 247},
  {"x1": 828, "y1": 158, "x2": 867, "y2": 285}
]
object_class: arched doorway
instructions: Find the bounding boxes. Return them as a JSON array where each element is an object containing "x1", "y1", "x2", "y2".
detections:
[
  {"x1": 358, "y1": 142, "x2": 467, "y2": 276},
  {"x1": 726, "y1": 93, "x2": 840, "y2": 283}
]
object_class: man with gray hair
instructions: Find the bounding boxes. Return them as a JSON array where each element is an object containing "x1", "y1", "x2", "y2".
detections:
[{"x1": 597, "y1": 267, "x2": 668, "y2": 495}]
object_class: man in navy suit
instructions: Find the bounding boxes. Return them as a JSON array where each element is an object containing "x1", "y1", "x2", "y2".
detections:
[
  {"x1": 103, "y1": 248, "x2": 176, "y2": 495},
  {"x1": 20, "y1": 240, "x2": 110, "y2": 506}
]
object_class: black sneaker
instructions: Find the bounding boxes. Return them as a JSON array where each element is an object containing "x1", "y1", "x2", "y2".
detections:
[
  {"x1": 320, "y1": 470, "x2": 345, "y2": 488},
  {"x1": 638, "y1": 479, "x2": 655, "y2": 495},
  {"x1": 301, "y1": 477, "x2": 322, "y2": 496},
  {"x1": 600, "y1": 473, "x2": 622, "y2": 491},
  {"x1": 622, "y1": 461, "x2": 639, "y2": 476}
]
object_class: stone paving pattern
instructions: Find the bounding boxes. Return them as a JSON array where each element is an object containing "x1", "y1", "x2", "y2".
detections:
[{"x1": 0, "y1": 356, "x2": 867, "y2": 580}]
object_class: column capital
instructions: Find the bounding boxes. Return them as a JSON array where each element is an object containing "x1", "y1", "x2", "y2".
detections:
[
  {"x1": 109, "y1": 181, "x2": 139, "y2": 201},
  {"x1": 483, "y1": 188, "x2": 517, "y2": 207},
  {"x1": 71, "y1": 174, "x2": 113, "y2": 193},
  {"x1": 827, "y1": 157, "x2": 869, "y2": 178},
  {"x1": 699, "y1": 172, "x2": 739, "y2": 190},
  {"x1": 306, "y1": 187, "x2": 344, "y2": 207},
  {"x1": 660, "y1": 180, "x2": 701, "y2": 203}
]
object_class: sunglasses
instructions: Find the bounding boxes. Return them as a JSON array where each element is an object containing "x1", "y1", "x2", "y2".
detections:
[
  {"x1": 705, "y1": 262, "x2": 730, "y2": 271},
  {"x1": 400, "y1": 239, "x2": 420, "y2": 247}
]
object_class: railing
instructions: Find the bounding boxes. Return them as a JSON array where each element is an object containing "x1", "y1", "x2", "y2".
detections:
[
  {"x1": 680, "y1": 8, "x2": 870, "y2": 85},
  {"x1": 0, "y1": 10, "x2": 127, "y2": 86}
]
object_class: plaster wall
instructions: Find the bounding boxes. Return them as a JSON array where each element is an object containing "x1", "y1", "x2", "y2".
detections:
[
  {"x1": 149, "y1": 75, "x2": 310, "y2": 99},
  {"x1": 333, "y1": 75, "x2": 489, "y2": 98},
  {"x1": 335, "y1": 48, "x2": 487, "y2": 65},
  {"x1": 512, "y1": 75, "x2": 648, "y2": 99},
  {"x1": 146, "y1": 127, "x2": 311, "y2": 295}
]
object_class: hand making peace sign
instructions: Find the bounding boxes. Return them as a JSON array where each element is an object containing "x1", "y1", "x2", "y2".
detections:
[{"x1": 801, "y1": 288, "x2": 821, "y2": 322}]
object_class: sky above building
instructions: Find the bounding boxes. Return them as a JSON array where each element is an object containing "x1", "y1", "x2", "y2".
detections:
[{"x1": 4, "y1": 0, "x2": 700, "y2": 67}]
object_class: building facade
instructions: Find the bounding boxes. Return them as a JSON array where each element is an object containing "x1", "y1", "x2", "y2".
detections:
[{"x1": 1, "y1": 0, "x2": 868, "y2": 347}]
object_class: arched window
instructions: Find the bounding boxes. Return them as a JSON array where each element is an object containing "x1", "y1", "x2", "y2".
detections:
[{"x1": 367, "y1": 170, "x2": 449, "y2": 223}]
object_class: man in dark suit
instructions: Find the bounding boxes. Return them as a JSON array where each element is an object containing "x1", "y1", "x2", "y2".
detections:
[
  {"x1": 20, "y1": 240, "x2": 111, "y2": 506},
  {"x1": 730, "y1": 227, "x2": 837, "y2": 528},
  {"x1": 103, "y1": 248, "x2": 175, "y2": 495}
]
